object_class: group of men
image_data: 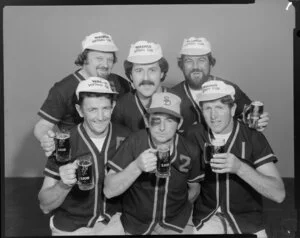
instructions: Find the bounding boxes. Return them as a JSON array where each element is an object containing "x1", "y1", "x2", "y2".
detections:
[{"x1": 35, "y1": 31, "x2": 285, "y2": 237}]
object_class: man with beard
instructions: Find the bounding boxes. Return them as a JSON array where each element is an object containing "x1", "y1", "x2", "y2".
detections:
[
  {"x1": 111, "y1": 40, "x2": 170, "y2": 132},
  {"x1": 185, "y1": 80, "x2": 285, "y2": 237},
  {"x1": 34, "y1": 32, "x2": 132, "y2": 157},
  {"x1": 172, "y1": 37, "x2": 269, "y2": 134},
  {"x1": 38, "y1": 77, "x2": 131, "y2": 235},
  {"x1": 104, "y1": 92, "x2": 204, "y2": 235}
]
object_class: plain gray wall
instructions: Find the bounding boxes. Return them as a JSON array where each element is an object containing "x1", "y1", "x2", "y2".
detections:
[{"x1": 4, "y1": 0, "x2": 294, "y2": 177}]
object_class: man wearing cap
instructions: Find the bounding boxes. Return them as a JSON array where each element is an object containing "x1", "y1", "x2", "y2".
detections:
[
  {"x1": 172, "y1": 37, "x2": 269, "y2": 134},
  {"x1": 103, "y1": 92, "x2": 204, "y2": 235},
  {"x1": 38, "y1": 77, "x2": 131, "y2": 235},
  {"x1": 34, "y1": 32, "x2": 132, "y2": 157},
  {"x1": 185, "y1": 80, "x2": 285, "y2": 237},
  {"x1": 111, "y1": 40, "x2": 171, "y2": 132}
]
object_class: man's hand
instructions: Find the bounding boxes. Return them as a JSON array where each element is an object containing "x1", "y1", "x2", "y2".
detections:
[
  {"x1": 210, "y1": 153, "x2": 242, "y2": 174},
  {"x1": 135, "y1": 148, "x2": 157, "y2": 173},
  {"x1": 40, "y1": 130, "x2": 56, "y2": 157},
  {"x1": 257, "y1": 112, "x2": 269, "y2": 132},
  {"x1": 59, "y1": 160, "x2": 78, "y2": 188}
]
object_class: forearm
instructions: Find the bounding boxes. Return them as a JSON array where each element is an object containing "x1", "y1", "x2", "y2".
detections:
[
  {"x1": 38, "y1": 180, "x2": 72, "y2": 214},
  {"x1": 236, "y1": 162, "x2": 285, "y2": 203},
  {"x1": 104, "y1": 161, "x2": 142, "y2": 199}
]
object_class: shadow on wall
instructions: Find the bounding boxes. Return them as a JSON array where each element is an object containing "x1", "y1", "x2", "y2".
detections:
[{"x1": 9, "y1": 129, "x2": 46, "y2": 177}]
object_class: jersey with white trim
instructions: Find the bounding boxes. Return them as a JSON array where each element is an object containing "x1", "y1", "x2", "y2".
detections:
[
  {"x1": 43, "y1": 122, "x2": 130, "y2": 232},
  {"x1": 171, "y1": 75, "x2": 251, "y2": 134},
  {"x1": 185, "y1": 120, "x2": 277, "y2": 234},
  {"x1": 111, "y1": 87, "x2": 172, "y2": 132},
  {"x1": 107, "y1": 129, "x2": 204, "y2": 234},
  {"x1": 38, "y1": 69, "x2": 132, "y2": 130}
]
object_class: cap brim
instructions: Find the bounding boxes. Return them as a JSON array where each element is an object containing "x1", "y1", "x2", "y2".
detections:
[
  {"x1": 84, "y1": 45, "x2": 118, "y2": 52},
  {"x1": 148, "y1": 107, "x2": 182, "y2": 119},
  {"x1": 76, "y1": 89, "x2": 118, "y2": 98},
  {"x1": 127, "y1": 55, "x2": 162, "y2": 64},
  {"x1": 180, "y1": 48, "x2": 211, "y2": 56},
  {"x1": 198, "y1": 93, "x2": 229, "y2": 102}
]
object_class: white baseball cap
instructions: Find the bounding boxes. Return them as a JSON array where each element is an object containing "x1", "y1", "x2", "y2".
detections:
[
  {"x1": 81, "y1": 32, "x2": 118, "y2": 52},
  {"x1": 148, "y1": 92, "x2": 182, "y2": 119},
  {"x1": 127, "y1": 41, "x2": 163, "y2": 64},
  {"x1": 76, "y1": 77, "x2": 118, "y2": 99},
  {"x1": 180, "y1": 37, "x2": 211, "y2": 56},
  {"x1": 197, "y1": 80, "x2": 235, "y2": 102}
]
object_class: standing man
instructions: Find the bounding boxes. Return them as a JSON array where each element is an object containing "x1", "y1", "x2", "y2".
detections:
[
  {"x1": 104, "y1": 92, "x2": 204, "y2": 235},
  {"x1": 38, "y1": 77, "x2": 131, "y2": 235},
  {"x1": 185, "y1": 80, "x2": 285, "y2": 237},
  {"x1": 34, "y1": 32, "x2": 132, "y2": 156},
  {"x1": 111, "y1": 40, "x2": 171, "y2": 132},
  {"x1": 172, "y1": 37, "x2": 269, "y2": 134}
]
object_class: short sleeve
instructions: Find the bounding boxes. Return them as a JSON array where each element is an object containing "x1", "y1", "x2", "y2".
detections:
[
  {"x1": 251, "y1": 131, "x2": 277, "y2": 168},
  {"x1": 43, "y1": 155, "x2": 60, "y2": 180}
]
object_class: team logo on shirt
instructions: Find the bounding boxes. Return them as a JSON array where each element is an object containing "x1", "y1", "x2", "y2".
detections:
[{"x1": 163, "y1": 96, "x2": 171, "y2": 106}]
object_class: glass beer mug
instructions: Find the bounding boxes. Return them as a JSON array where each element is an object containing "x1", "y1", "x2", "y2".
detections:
[
  {"x1": 203, "y1": 138, "x2": 226, "y2": 164},
  {"x1": 155, "y1": 144, "x2": 171, "y2": 178},
  {"x1": 242, "y1": 101, "x2": 264, "y2": 129}
]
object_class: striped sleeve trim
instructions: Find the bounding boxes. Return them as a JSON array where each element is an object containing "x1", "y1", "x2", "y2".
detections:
[
  {"x1": 44, "y1": 168, "x2": 60, "y2": 180},
  {"x1": 38, "y1": 110, "x2": 60, "y2": 123},
  {"x1": 188, "y1": 173, "x2": 205, "y2": 183},
  {"x1": 254, "y1": 154, "x2": 277, "y2": 168},
  {"x1": 107, "y1": 161, "x2": 123, "y2": 172}
]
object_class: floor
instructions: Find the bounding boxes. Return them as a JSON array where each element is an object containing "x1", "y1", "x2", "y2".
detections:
[{"x1": 4, "y1": 177, "x2": 298, "y2": 237}]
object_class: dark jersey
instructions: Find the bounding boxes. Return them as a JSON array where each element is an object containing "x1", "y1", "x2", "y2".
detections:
[
  {"x1": 172, "y1": 75, "x2": 251, "y2": 134},
  {"x1": 38, "y1": 69, "x2": 132, "y2": 130},
  {"x1": 43, "y1": 122, "x2": 130, "y2": 232},
  {"x1": 107, "y1": 129, "x2": 204, "y2": 234},
  {"x1": 185, "y1": 120, "x2": 277, "y2": 234},
  {"x1": 111, "y1": 87, "x2": 171, "y2": 132}
]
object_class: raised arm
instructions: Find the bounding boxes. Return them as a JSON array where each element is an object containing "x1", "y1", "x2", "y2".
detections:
[
  {"x1": 104, "y1": 148, "x2": 157, "y2": 199},
  {"x1": 211, "y1": 153, "x2": 285, "y2": 203},
  {"x1": 38, "y1": 161, "x2": 77, "y2": 214}
]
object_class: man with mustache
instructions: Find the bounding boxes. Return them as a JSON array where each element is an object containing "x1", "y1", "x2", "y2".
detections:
[
  {"x1": 104, "y1": 92, "x2": 204, "y2": 235},
  {"x1": 34, "y1": 32, "x2": 132, "y2": 157},
  {"x1": 111, "y1": 40, "x2": 170, "y2": 132},
  {"x1": 172, "y1": 37, "x2": 269, "y2": 134}
]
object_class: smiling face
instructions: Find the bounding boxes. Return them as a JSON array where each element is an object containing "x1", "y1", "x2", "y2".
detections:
[
  {"x1": 181, "y1": 54, "x2": 211, "y2": 90},
  {"x1": 83, "y1": 50, "x2": 115, "y2": 79},
  {"x1": 130, "y1": 62, "x2": 163, "y2": 99},
  {"x1": 201, "y1": 99, "x2": 236, "y2": 134},
  {"x1": 148, "y1": 113, "x2": 179, "y2": 145},
  {"x1": 76, "y1": 95, "x2": 115, "y2": 138}
]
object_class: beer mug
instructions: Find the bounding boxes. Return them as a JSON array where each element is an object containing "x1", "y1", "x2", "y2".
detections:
[
  {"x1": 155, "y1": 144, "x2": 171, "y2": 178},
  {"x1": 55, "y1": 128, "x2": 71, "y2": 164},
  {"x1": 203, "y1": 138, "x2": 226, "y2": 164},
  {"x1": 76, "y1": 154, "x2": 95, "y2": 191},
  {"x1": 242, "y1": 101, "x2": 264, "y2": 129}
]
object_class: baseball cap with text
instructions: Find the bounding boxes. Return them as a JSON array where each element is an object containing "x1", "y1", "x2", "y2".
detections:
[
  {"x1": 76, "y1": 77, "x2": 118, "y2": 99},
  {"x1": 180, "y1": 37, "x2": 211, "y2": 56},
  {"x1": 127, "y1": 41, "x2": 163, "y2": 64},
  {"x1": 148, "y1": 92, "x2": 182, "y2": 119},
  {"x1": 197, "y1": 80, "x2": 235, "y2": 102},
  {"x1": 82, "y1": 32, "x2": 118, "y2": 52}
]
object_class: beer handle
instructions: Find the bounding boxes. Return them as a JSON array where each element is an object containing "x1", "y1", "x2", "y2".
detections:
[{"x1": 242, "y1": 104, "x2": 251, "y2": 124}]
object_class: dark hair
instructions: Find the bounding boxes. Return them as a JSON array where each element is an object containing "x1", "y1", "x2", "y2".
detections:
[
  {"x1": 199, "y1": 95, "x2": 235, "y2": 108},
  {"x1": 77, "y1": 92, "x2": 116, "y2": 106},
  {"x1": 74, "y1": 49, "x2": 118, "y2": 66},
  {"x1": 123, "y1": 57, "x2": 169, "y2": 82},
  {"x1": 177, "y1": 53, "x2": 216, "y2": 70}
]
